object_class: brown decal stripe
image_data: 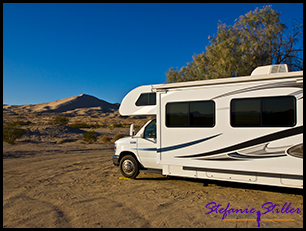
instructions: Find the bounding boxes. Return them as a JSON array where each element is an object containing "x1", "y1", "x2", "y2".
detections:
[{"x1": 287, "y1": 143, "x2": 303, "y2": 159}]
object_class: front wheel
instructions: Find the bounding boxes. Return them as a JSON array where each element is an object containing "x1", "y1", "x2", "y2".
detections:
[{"x1": 119, "y1": 155, "x2": 140, "y2": 179}]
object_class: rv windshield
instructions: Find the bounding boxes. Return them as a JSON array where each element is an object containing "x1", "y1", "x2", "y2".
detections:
[{"x1": 144, "y1": 119, "x2": 156, "y2": 138}]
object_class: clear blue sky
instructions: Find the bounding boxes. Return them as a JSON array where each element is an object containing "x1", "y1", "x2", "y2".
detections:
[{"x1": 3, "y1": 3, "x2": 303, "y2": 105}]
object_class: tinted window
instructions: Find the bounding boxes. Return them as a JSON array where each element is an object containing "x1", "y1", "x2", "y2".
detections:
[
  {"x1": 166, "y1": 101, "x2": 215, "y2": 127},
  {"x1": 190, "y1": 101, "x2": 215, "y2": 127},
  {"x1": 166, "y1": 102, "x2": 189, "y2": 127},
  {"x1": 231, "y1": 98, "x2": 261, "y2": 126},
  {"x1": 231, "y1": 96, "x2": 296, "y2": 127},
  {"x1": 149, "y1": 93, "x2": 156, "y2": 105},
  {"x1": 135, "y1": 93, "x2": 156, "y2": 106},
  {"x1": 262, "y1": 96, "x2": 295, "y2": 126}
]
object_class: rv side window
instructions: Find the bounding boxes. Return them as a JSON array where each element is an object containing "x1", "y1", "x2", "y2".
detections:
[
  {"x1": 190, "y1": 101, "x2": 215, "y2": 127},
  {"x1": 166, "y1": 101, "x2": 215, "y2": 127},
  {"x1": 231, "y1": 96, "x2": 296, "y2": 127},
  {"x1": 166, "y1": 102, "x2": 189, "y2": 127},
  {"x1": 231, "y1": 98, "x2": 261, "y2": 126},
  {"x1": 135, "y1": 93, "x2": 156, "y2": 106},
  {"x1": 262, "y1": 96, "x2": 295, "y2": 126}
]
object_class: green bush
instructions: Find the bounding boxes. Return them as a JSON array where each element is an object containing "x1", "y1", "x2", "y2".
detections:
[
  {"x1": 3, "y1": 123, "x2": 25, "y2": 144},
  {"x1": 54, "y1": 116, "x2": 69, "y2": 125},
  {"x1": 83, "y1": 130, "x2": 97, "y2": 143}
]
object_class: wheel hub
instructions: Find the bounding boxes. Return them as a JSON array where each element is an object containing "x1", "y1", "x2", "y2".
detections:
[{"x1": 123, "y1": 160, "x2": 134, "y2": 173}]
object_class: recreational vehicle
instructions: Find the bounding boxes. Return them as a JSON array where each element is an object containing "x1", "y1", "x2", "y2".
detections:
[{"x1": 113, "y1": 64, "x2": 303, "y2": 188}]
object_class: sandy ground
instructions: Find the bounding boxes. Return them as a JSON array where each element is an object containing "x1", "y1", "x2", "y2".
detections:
[{"x1": 3, "y1": 126, "x2": 303, "y2": 228}]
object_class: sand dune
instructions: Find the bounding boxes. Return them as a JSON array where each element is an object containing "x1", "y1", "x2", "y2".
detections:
[
  {"x1": 33, "y1": 94, "x2": 119, "y2": 113},
  {"x1": 3, "y1": 94, "x2": 120, "y2": 113}
]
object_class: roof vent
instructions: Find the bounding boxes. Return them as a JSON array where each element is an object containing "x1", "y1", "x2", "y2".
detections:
[{"x1": 251, "y1": 64, "x2": 288, "y2": 76}]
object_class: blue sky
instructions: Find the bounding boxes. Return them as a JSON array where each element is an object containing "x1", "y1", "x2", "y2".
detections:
[{"x1": 3, "y1": 3, "x2": 303, "y2": 105}]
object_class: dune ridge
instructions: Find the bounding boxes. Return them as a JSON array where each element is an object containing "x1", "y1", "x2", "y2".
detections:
[{"x1": 4, "y1": 94, "x2": 120, "y2": 113}]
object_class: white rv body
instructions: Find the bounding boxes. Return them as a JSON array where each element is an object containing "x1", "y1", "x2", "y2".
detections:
[{"x1": 113, "y1": 65, "x2": 303, "y2": 188}]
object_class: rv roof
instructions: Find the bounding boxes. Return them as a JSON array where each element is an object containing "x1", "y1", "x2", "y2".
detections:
[{"x1": 152, "y1": 70, "x2": 303, "y2": 90}]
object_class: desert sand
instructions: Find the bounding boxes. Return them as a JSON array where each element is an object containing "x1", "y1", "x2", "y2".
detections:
[{"x1": 3, "y1": 95, "x2": 303, "y2": 228}]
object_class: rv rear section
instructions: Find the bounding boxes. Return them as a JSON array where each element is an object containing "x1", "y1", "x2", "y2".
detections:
[{"x1": 113, "y1": 64, "x2": 303, "y2": 188}]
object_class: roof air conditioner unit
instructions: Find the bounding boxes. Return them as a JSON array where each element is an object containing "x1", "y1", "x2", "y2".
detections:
[{"x1": 251, "y1": 64, "x2": 288, "y2": 76}]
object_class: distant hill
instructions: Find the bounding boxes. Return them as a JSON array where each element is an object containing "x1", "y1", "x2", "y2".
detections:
[{"x1": 3, "y1": 94, "x2": 120, "y2": 113}]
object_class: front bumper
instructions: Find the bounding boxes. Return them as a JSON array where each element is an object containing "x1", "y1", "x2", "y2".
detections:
[{"x1": 112, "y1": 155, "x2": 119, "y2": 166}]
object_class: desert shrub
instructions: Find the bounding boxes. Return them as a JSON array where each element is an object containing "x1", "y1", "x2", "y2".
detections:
[
  {"x1": 113, "y1": 133, "x2": 124, "y2": 142},
  {"x1": 54, "y1": 115, "x2": 69, "y2": 125},
  {"x1": 69, "y1": 122, "x2": 91, "y2": 128},
  {"x1": 8, "y1": 120, "x2": 32, "y2": 126},
  {"x1": 90, "y1": 123, "x2": 101, "y2": 129},
  {"x1": 83, "y1": 130, "x2": 97, "y2": 143},
  {"x1": 122, "y1": 123, "x2": 130, "y2": 128},
  {"x1": 112, "y1": 123, "x2": 123, "y2": 128},
  {"x1": 100, "y1": 136, "x2": 111, "y2": 143},
  {"x1": 56, "y1": 138, "x2": 65, "y2": 144},
  {"x1": 70, "y1": 122, "x2": 101, "y2": 129},
  {"x1": 3, "y1": 123, "x2": 25, "y2": 144},
  {"x1": 100, "y1": 124, "x2": 108, "y2": 128}
]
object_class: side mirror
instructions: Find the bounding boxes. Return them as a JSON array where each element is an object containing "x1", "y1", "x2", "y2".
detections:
[{"x1": 130, "y1": 124, "x2": 135, "y2": 137}]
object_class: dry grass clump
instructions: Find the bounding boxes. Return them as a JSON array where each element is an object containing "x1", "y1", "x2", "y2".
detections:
[
  {"x1": 100, "y1": 136, "x2": 112, "y2": 143},
  {"x1": 113, "y1": 134, "x2": 124, "y2": 142},
  {"x1": 54, "y1": 115, "x2": 69, "y2": 125},
  {"x1": 56, "y1": 138, "x2": 65, "y2": 144},
  {"x1": 83, "y1": 130, "x2": 97, "y2": 143},
  {"x1": 69, "y1": 122, "x2": 91, "y2": 128}
]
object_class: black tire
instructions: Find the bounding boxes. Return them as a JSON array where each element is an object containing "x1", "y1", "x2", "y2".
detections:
[{"x1": 119, "y1": 155, "x2": 140, "y2": 179}]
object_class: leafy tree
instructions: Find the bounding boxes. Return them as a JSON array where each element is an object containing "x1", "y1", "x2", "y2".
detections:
[{"x1": 166, "y1": 5, "x2": 303, "y2": 83}]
